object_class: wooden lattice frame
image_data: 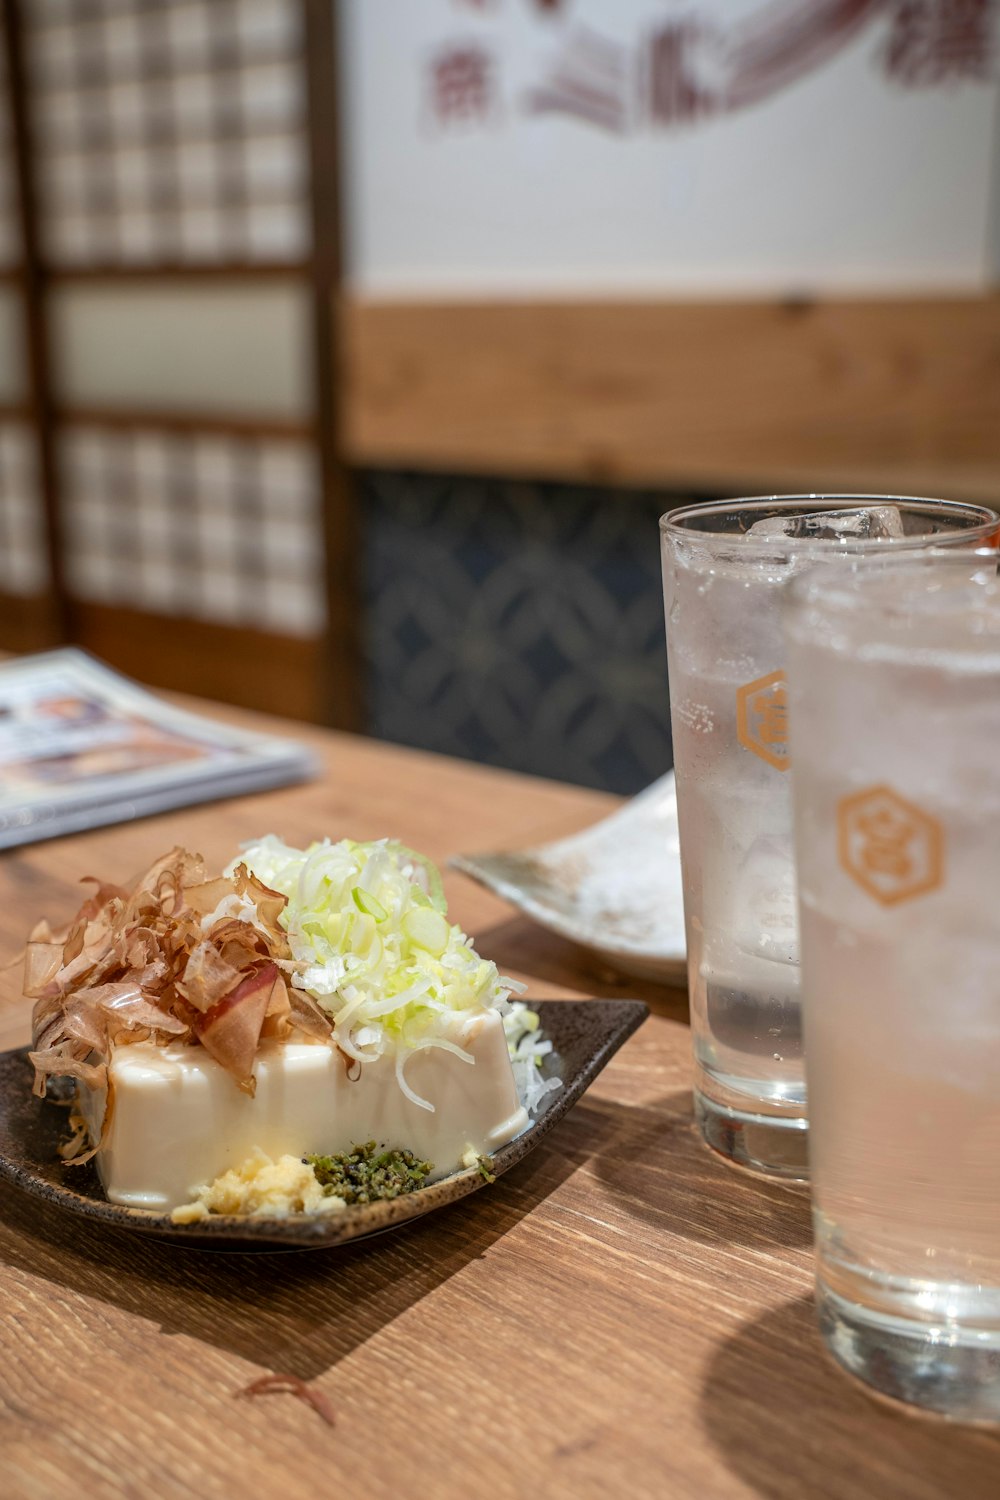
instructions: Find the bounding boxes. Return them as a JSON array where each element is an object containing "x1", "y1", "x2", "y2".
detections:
[{"x1": 0, "y1": 0, "x2": 362, "y2": 728}]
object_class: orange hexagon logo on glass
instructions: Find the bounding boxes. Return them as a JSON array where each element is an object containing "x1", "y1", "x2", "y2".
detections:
[
  {"x1": 736, "y1": 670, "x2": 789, "y2": 771},
  {"x1": 837, "y1": 785, "x2": 944, "y2": 906}
]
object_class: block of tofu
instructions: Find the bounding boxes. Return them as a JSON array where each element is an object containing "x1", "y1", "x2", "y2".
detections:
[{"x1": 80, "y1": 1009, "x2": 528, "y2": 1212}]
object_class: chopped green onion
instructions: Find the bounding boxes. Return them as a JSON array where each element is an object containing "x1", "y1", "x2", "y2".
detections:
[{"x1": 352, "y1": 887, "x2": 388, "y2": 921}]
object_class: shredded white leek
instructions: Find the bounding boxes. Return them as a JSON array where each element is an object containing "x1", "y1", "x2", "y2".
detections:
[
  {"x1": 504, "y1": 1001, "x2": 562, "y2": 1116},
  {"x1": 229, "y1": 837, "x2": 563, "y2": 1115}
]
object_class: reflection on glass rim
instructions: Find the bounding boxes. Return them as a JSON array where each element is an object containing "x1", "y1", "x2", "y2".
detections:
[{"x1": 659, "y1": 495, "x2": 1000, "y2": 555}]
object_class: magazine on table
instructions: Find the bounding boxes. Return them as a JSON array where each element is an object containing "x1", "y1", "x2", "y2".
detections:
[{"x1": 0, "y1": 648, "x2": 318, "y2": 849}]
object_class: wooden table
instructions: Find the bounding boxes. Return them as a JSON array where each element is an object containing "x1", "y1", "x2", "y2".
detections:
[{"x1": 1, "y1": 708, "x2": 997, "y2": 1500}]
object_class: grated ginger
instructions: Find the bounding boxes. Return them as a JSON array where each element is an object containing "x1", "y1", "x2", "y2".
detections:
[{"x1": 170, "y1": 1147, "x2": 346, "y2": 1223}]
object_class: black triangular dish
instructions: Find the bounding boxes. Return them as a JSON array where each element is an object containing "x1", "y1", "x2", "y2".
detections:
[{"x1": 0, "y1": 999, "x2": 647, "y2": 1251}]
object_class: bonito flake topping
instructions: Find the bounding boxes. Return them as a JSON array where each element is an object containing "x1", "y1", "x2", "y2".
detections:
[{"x1": 26, "y1": 846, "x2": 332, "y2": 1157}]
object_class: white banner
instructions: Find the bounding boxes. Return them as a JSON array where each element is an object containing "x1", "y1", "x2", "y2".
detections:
[{"x1": 339, "y1": 0, "x2": 1000, "y2": 295}]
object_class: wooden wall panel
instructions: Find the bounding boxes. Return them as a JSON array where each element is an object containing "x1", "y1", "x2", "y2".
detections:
[
  {"x1": 73, "y1": 603, "x2": 325, "y2": 724},
  {"x1": 0, "y1": 589, "x2": 56, "y2": 652},
  {"x1": 340, "y1": 297, "x2": 1000, "y2": 502}
]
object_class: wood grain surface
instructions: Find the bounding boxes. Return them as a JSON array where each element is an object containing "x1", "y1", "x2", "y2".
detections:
[
  {"x1": 341, "y1": 296, "x2": 1000, "y2": 502},
  {"x1": 1, "y1": 704, "x2": 998, "y2": 1500}
]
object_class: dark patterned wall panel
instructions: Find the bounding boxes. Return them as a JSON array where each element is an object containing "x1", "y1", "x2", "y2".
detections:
[{"x1": 360, "y1": 470, "x2": 688, "y2": 796}]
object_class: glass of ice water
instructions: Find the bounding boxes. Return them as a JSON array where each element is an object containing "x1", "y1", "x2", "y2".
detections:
[
  {"x1": 784, "y1": 551, "x2": 1000, "y2": 1421},
  {"x1": 659, "y1": 497, "x2": 999, "y2": 1180}
]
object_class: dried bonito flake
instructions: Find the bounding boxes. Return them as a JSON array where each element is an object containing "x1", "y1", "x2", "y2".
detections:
[
  {"x1": 238, "y1": 1373, "x2": 336, "y2": 1428},
  {"x1": 26, "y1": 847, "x2": 330, "y2": 1118}
]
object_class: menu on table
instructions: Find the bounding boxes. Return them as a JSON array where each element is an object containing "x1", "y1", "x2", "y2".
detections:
[{"x1": 0, "y1": 648, "x2": 317, "y2": 849}]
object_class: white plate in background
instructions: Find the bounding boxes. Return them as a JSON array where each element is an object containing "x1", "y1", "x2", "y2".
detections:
[{"x1": 451, "y1": 773, "x2": 686, "y2": 985}]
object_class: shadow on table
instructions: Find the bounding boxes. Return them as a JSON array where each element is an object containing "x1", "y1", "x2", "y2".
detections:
[
  {"x1": 0, "y1": 1101, "x2": 612, "y2": 1383},
  {"x1": 473, "y1": 914, "x2": 690, "y2": 1023},
  {"x1": 701, "y1": 1295, "x2": 1000, "y2": 1499},
  {"x1": 589, "y1": 1089, "x2": 813, "y2": 1252}
]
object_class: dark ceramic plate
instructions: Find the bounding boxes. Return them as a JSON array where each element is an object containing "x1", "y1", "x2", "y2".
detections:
[{"x1": 0, "y1": 999, "x2": 647, "y2": 1251}]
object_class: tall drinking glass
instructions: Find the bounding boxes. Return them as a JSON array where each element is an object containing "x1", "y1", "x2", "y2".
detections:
[
  {"x1": 660, "y1": 497, "x2": 999, "y2": 1179},
  {"x1": 784, "y1": 553, "x2": 1000, "y2": 1421}
]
